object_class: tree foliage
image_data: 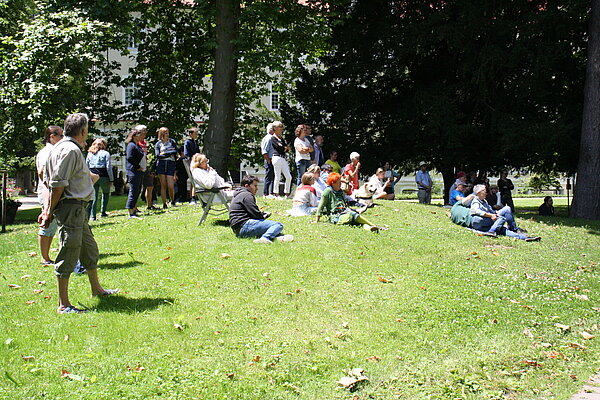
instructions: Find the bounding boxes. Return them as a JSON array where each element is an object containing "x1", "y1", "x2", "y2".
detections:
[{"x1": 285, "y1": 0, "x2": 588, "y2": 192}]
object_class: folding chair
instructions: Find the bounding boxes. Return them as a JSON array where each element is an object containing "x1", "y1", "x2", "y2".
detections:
[{"x1": 196, "y1": 187, "x2": 231, "y2": 226}]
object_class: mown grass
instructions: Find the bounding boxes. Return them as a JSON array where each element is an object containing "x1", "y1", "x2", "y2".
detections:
[{"x1": 0, "y1": 195, "x2": 598, "y2": 399}]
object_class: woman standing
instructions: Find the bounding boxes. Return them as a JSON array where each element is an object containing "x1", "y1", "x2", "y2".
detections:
[
  {"x1": 125, "y1": 127, "x2": 146, "y2": 219},
  {"x1": 294, "y1": 124, "x2": 313, "y2": 186},
  {"x1": 270, "y1": 121, "x2": 292, "y2": 197},
  {"x1": 497, "y1": 171, "x2": 515, "y2": 213},
  {"x1": 155, "y1": 127, "x2": 178, "y2": 208},
  {"x1": 86, "y1": 138, "x2": 113, "y2": 220}
]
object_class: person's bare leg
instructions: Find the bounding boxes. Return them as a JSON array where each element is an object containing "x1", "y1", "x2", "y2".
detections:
[
  {"x1": 86, "y1": 269, "x2": 105, "y2": 296},
  {"x1": 146, "y1": 186, "x2": 154, "y2": 207},
  {"x1": 57, "y1": 276, "x2": 71, "y2": 311},
  {"x1": 167, "y1": 176, "x2": 175, "y2": 203},
  {"x1": 39, "y1": 235, "x2": 53, "y2": 263},
  {"x1": 159, "y1": 174, "x2": 167, "y2": 206}
]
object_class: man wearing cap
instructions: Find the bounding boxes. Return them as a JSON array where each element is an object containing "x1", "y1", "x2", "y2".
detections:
[
  {"x1": 415, "y1": 161, "x2": 432, "y2": 204},
  {"x1": 40, "y1": 113, "x2": 118, "y2": 314}
]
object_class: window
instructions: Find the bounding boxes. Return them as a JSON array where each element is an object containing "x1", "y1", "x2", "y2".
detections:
[
  {"x1": 124, "y1": 86, "x2": 142, "y2": 106},
  {"x1": 270, "y1": 91, "x2": 280, "y2": 111}
]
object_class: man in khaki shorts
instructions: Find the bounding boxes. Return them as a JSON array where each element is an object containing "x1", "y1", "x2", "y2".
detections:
[{"x1": 39, "y1": 113, "x2": 118, "y2": 314}]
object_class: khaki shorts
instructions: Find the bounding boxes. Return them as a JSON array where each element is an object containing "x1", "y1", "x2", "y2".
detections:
[{"x1": 53, "y1": 200, "x2": 99, "y2": 278}]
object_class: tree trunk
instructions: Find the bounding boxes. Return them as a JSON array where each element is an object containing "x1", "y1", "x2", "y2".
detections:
[
  {"x1": 15, "y1": 169, "x2": 34, "y2": 195},
  {"x1": 202, "y1": 0, "x2": 240, "y2": 176},
  {"x1": 571, "y1": 0, "x2": 600, "y2": 220},
  {"x1": 439, "y1": 165, "x2": 455, "y2": 205}
]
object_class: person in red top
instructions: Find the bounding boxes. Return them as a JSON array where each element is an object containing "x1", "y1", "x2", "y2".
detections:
[{"x1": 343, "y1": 151, "x2": 361, "y2": 194}]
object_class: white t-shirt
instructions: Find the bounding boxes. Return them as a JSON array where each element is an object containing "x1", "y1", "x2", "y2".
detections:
[
  {"x1": 294, "y1": 137, "x2": 311, "y2": 162},
  {"x1": 35, "y1": 143, "x2": 54, "y2": 193}
]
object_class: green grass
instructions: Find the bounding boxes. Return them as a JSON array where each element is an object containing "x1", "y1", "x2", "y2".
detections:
[{"x1": 0, "y1": 196, "x2": 598, "y2": 399}]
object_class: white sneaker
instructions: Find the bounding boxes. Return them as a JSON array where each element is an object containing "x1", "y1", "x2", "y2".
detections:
[
  {"x1": 254, "y1": 237, "x2": 272, "y2": 244},
  {"x1": 275, "y1": 234, "x2": 294, "y2": 242}
]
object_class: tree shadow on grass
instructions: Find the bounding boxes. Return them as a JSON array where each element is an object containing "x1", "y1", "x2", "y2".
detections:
[
  {"x1": 518, "y1": 206, "x2": 600, "y2": 235},
  {"x1": 93, "y1": 295, "x2": 175, "y2": 314}
]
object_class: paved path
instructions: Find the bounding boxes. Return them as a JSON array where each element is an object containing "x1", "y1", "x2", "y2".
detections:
[
  {"x1": 17, "y1": 195, "x2": 41, "y2": 211},
  {"x1": 571, "y1": 374, "x2": 600, "y2": 400}
]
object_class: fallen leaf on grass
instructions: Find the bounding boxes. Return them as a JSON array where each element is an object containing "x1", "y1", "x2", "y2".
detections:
[
  {"x1": 522, "y1": 360, "x2": 542, "y2": 367},
  {"x1": 25, "y1": 301, "x2": 35, "y2": 305},
  {"x1": 285, "y1": 292, "x2": 294, "y2": 296},
  {"x1": 523, "y1": 328, "x2": 535, "y2": 339},
  {"x1": 64, "y1": 335, "x2": 69, "y2": 341},
  {"x1": 8, "y1": 284, "x2": 21, "y2": 289},
  {"x1": 378, "y1": 276, "x2": 391, "y2": 283},
  {"x1": 21, "y1": 275, "x2": 30, "y2": 280},
  {"x1": 295, "y1": 288, "x2": 303, "y2": 293},
  {"x1": 33, "y1": 289, "x2": 43, "y2": 294},
  {"x1": 226, "y1": 373, "x2": 235, "y2": 379},
  {"x1": 28, "y1": 252, "x2": 37, "y2": 257},
  {"x1": 220, "y1": 253, "x2": 231, "y2": 259},
  {"x1": 162, "y1": 256, "x2": 171, "y2": 261},
  {"x1": 544, "y1": 351, "x2": 561, "y2": 359},
  {"x1": 396, "y1": 318, "x2": 405, "y2": 323},
  {"x1": 580, "y1": 331, "x2": 595, "y2": 340},
  {"x1": 36, "y1": 281, "x2": 46, "y2": 285},
  {"x1": 555, "y1": 323, "x2": 571, "y2": 332},
  {"x1": 283, "y1": 382, "x2": 301, "y2": 394},
  {"x1": 342, "y1": 322, "x2": 349, "y2": 329},
  {"x1": 165, "y1": 246, "x2": 173, "y2": 250},
  {"x1": 333, "y1": 331, "x2": 346, "y2": 339},
  {"x1": 593, "y1": 307, "x2": 600, "y2": 312},
  {"x1": 367, "y1": 355, "x2": 381, "y2": 362},
  {"x1": 575, "y1": 294, "x2": 589, "y2": 301},
  {"x1": 252, "y1": 355, "x2": 261, "y2": 362},
  {"x1": 61, "y1": 370, "x2": 83, "y2": 381},
  {"x1": 127, "y1": 364, "x2": 145, "y2": 372},
  {"x1": 173, "y1": 323, "x2": 184, "y2": 331},
  {"x1": 21, "y1": 355, "x2": 35, "y2": 361},
  {"x1": 568, "y1": 342, "x2": 586, "y2": 349},
  {"x1": 540, "y1": 342, "x2": 552, "y2": 348}
]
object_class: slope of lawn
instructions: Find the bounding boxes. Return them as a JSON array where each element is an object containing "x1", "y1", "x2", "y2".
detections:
[{"x1": 0, "y1": 196, "x2": 598, "y2": 399}]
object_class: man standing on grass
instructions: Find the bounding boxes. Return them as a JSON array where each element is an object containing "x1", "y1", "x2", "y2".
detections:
[
  {"x1": 415, "y1": 161, "x2": 432, "y2": 204},
  {"x1": 39, "y1": 113, "x2": 118, "y2": 314},
  {"x1": 261, "y1": 123, "x2": 275, "y2": 198},
  {"x1": 229, "y1": 175, "x2": 293, "y2": 243}
]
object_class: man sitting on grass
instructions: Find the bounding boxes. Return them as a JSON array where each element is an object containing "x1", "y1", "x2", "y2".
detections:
[
  {"x1": 229, "y1": 175, "x2": 294, "y2": 244},
  {"x1": 470, "y1": 184, "x2": 540, "y2": 241}
]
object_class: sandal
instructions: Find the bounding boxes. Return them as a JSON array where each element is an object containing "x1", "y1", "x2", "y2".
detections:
[
  {"x1": 93, "y1": 289, "x2": 119, "y2": 297},
  {"x1": 58, "y1": 305, "x2": 87, "y2": 314}
]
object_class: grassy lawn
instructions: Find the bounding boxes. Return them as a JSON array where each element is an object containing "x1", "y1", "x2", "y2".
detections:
[{"x1": 0, "y1": 196, "x2": 598, "y2": 399}]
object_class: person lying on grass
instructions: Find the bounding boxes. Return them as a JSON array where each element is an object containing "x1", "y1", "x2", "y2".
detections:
[
  {"x1": 313, "y1": 172, "x2": 384, "y2": 232},
  {"x1": 229, "y1": 175, "x2": 294, "y2": 244},
  {"x1": 470, "y1": 184, "x2": 541, "y2": 241}
]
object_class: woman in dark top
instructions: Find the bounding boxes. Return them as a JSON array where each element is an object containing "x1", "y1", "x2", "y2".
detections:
[
  {"x1": 155, "y1": 127, "x2": 179, "y2": 208},
  {"x1": 270, "y1": 121, "x2": 292, "y2": 197},
  {"x1": 538, "y1": 196, "x2": 555, "y2": 216},
  {"x1": 497, "y1": 171, "x2": 515, "y2": 213},
  {"x1": 125, "y1": 127, "x2": 146, "y2": 219}
]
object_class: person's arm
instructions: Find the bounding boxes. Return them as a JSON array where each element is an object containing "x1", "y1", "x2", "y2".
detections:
[
  {"x1": 470, "y1": 199, "x2": 497, "y2": 219},
  {"x1": 39, "y1": 186, "x2": 64, "y2": 228},
  {"x1": 106, "y1": 152, "x2": 114, "y2": 182},
  {"x1": 241, "y1": 193, "x2": 265, "y2": 220}
]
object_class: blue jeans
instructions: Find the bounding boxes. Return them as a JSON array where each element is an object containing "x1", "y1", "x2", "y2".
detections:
[
  {"x1": 126, "y1": 172, "x2": 144, "y2": 210},
  {"x1": 496, "y1": 206, "x2": 518, "y2": 231},
  {"x1": 238, "y1": 219, "x2": 283, "y2": 240},
  {"x1": 296, "y1": 159, "x2": 311, "y2": 186},
  {"x1": 263, "y1": 160, "x2": 274, "y2": 196}
]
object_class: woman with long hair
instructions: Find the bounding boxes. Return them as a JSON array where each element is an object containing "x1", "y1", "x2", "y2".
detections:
[
  {"x1": 155, "y1": 127, "x2": 178, "y2": 208},
  {"x1": 86, "y1": 138, "x2": 113, "y2": 220}
]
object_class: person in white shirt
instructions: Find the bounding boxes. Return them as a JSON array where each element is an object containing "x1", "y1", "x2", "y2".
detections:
[
  {"x1": 190, "y1": 153, "x2": 233, "y2": 203},
  {"x1": 35, "y1": 126, "x2": 64, "y2": 265}
]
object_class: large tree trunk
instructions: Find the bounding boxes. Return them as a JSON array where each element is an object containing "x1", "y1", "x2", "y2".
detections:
[
  {"x1": 202, "y1": 0, "x2": 240, "y2": 176},
  {"x1": 571, "y1": 0, "x2": 600, "y2": 220},
  {"x1": 439, "y1": 165, "x2": 455, "y2": 205}
]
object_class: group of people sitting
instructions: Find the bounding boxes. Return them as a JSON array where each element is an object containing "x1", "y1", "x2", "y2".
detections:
[{"x1": 449, "y1": 172, "x2": 542, "y2": 241}]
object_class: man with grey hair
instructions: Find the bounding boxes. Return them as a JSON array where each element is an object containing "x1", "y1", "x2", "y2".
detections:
[
  {"x1": 40, "y1": 113, "x2": 118, "y2": 314},
  {"x1": 261, "y1": 123, "x2": 275, "y2": 197},
  {"x1": 470, "y1": 184, "x2": 540, "y2": 241}
]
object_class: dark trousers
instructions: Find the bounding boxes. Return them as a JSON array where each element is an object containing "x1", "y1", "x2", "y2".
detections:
[
  {"x1": 263, "y1": 160, "x2": 274, "y2": 196},
  {"x1": 126, "y1": 172, "x2": 144, "y2": 209}
]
